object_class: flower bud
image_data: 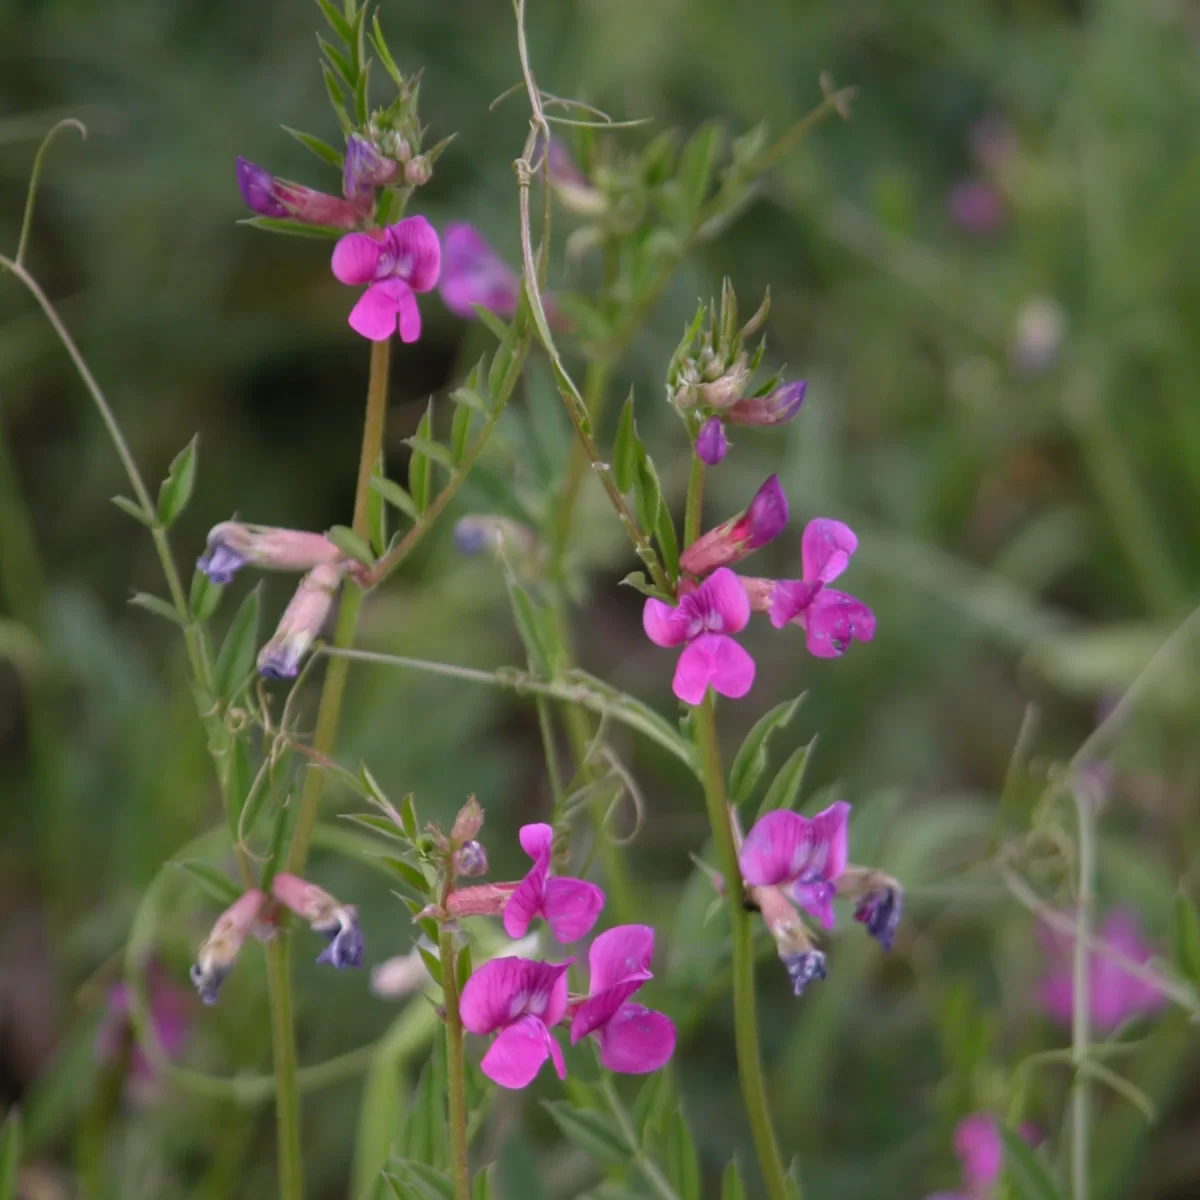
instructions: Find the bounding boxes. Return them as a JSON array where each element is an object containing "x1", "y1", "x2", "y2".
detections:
[
  {"x1": 197, "y1": 522, "x2": 345, "y2": 585},
  {"x1": 236, "y1": 157, "x2": 289, "y2": 217},
  {"x1": 696, "y1": 357, "x2": 751, "y2": 410},
  {"x1": 451, "y1": 796, "x2": 484, "y2": 844},
  {"x1": 189, "y1": 889, "x2": 267, "y2": 1005},
  {"x1": 725, "y1": 380, "x2": 807, "y2": 427},
  {"x1": 235, "y1": 156, "x2": 368, "y2": 229},
  {"x1": 453, "y1": 840, "x2": 489, "y2": 878},
  {"x1": 444, "y1": 883, "x2": 517, "y2": 919},
  {"x1": 403, "y1": 155, "x2": 432, "y2": 187},
  {"x1": 343, "y1": 133, "x2": 399, "y2": 201},
  {"x1": 696, "y1": 417, "x2": 729, "y2": 466},
  {"x1": 679, "y1": 475, "x2": 788, "y2": 576},
  {"x1": 257, "y1": 562, "x2": 347, "y2": 679},
  {"x1": 271, "y1": 873, "x2": 363, "y2": 969}
]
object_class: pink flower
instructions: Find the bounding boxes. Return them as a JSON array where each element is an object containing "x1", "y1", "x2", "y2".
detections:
[
  {"x1": 570, "y1": 925, "x2": 676, "y2": 1074},
  {"x1": 271, "y1": 873, "x2": 363, "y2": 969},
  {"x1": 438, "y1": 223, "x2": 522, "y2": 321},
  {"x1": 643, "y1": 567, "x2": 756, "y2": 705},
  {"x1": 925, "y1": 1114, "x2": 1004, "y2": 1200},
  {"x1": 948, "y1": 179, "x2": 1004, "y2": 237},
  {"x1": 197, "y1": 522, "x2": 345, "y2": 585},
  {"x1": 1039, "y1": 909, "x2": 1166, "y2": 1030},
  {"x1": 504, "y1": 823, "x2": 605, "y2": 944},
  {"x1": 257, "y1": 561, "x2": 348, "y2": 679},
  {"x1": 725, "y1": 380, "x2": 807, "y2": 427},
  {"x1": 768, "y1": 518, "x2": 876, "y2": 659},
  {"x1": 679, "y1": 475, "x2": 788, "y2": 577},
  {"x1": 738, "y1": 803, "x2": 850, "y2": 930},
  {"x1": 190, "y1": 889, "x2": 267, "y2": 1005},
  {"x1": 96, "y1": 964, "x2": 190, "y2": 1087},
  {"x1": 460, "y1": 956, "x2": 571, "y2": 1089},
  {"x1": 331, "y1": 216, "x2": 441, "y2": 342},
  {"x1": 236, "y1": 156, "x2": 367, "y2": 229}
]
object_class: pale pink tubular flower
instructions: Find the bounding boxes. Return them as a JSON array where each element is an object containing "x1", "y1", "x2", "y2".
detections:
[
  {"x1": 570, "y1": 925, "x2": 676, "y2": 1074},
  {"x1": 678, "y1": 475, "x2": 788, "y2": 576},
  {"x1": 1039, "y1": 909, "x2": 1166, "y2": 1030},
  {"x1": 190, "y1": 889, "x2": 267, "y2": 1005},
  {"x1": 739, "y1": 803, "x2": 850, "y2": 929},
  {"x1": 504, "y1": 823, "x2": 605, "y2": 944},
  {"x1": 769, "y1": 518, "x2": 876, "y2": 658},
  {"x1": 236, "y1": 156, "x2": 367, "y2": 229},
  {"x1": 460, "y1": 956, "x2": 571, "y2": 1088},
  {"x1": 197, "y1": 521, "x2": 344, "y2": 585},
  {"x1": 438, "y1": 223, "x2": 521, "y2": 320},
  {"x1": 331, "y1": 216, "x2": 441, "y2": 342},
  {"x1": 257, "y1": 561, "x2": 347, "y2": 679},
  {"x1": 643, "y1": 567, "x2": 756, "y2": 705},
  {"x1": 271, "y1": 872, "x2": 363, "y2": 969}
]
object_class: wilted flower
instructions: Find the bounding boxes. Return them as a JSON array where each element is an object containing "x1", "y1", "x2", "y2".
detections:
[
  {"x1": 343, "y1": 133, "x2": 399, "y2": 201},
  {"x1": 747, "y1": 880, "x2": 827, "y2": 997},
  {"x1": 190, "y1": 889, "x2": 267, "y2": 1005},
  {"x1": 725, "y1": 380, "x2": 807, "y2": 427},
  {"x1": 271, "y1": 872, "x2": 363, "y2": 969},
  {"x1": 643, "y1": 567, "x2": 756, "y2": 705},
  {"x1": 460, "y1": 956, "x2": 571, "y2": 1088},
  {"x1": 438, "y1": 223, "x2": 522, "y2": 321},
  {"x1": 236, "y1": 156, "x2": 367, "y2": 229},
  {"x1": 569, "y1": 925, "x2": 676, "y2": 1073},
  {"x1": 696, "y1": 417, "x2": 728, "y2": 466},
  {"x1": 768, "y1": 518, "x2": 875, "y2": 658},
  {"x1": 504, "y1": 823, "x2": 605, "y2": 944},
  {"x1": 196, "y1": 522, "x2": 344, "y2": 585},
  {"x1": 331, "y1": 216, "x2": 441, "y2": 341},
  {"x1": 1039, "y1": 909, "x2": 1165, "y2": 1030},
  {"x1": 852, "y1": 884, "x2": 903, "y2": 951},
  {"x1": 739, "y1": 803, "x2": 850, "y2": 930},
  {"x1": 257, "y1": 561, "x2": 348, "y2": 679},
  {"x1": 678, "y1": 475, "x2": 789, "y2": 576}
]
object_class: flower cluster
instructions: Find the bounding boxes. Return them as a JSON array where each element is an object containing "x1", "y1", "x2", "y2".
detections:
[{"x1": 644, "y1": 477, "x2": 875, "y2": 704}]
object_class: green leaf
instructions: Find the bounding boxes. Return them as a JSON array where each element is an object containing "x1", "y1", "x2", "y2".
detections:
[
  {"x1": 380, "y1": 856, "x2": 430, "y2": 896},
  {"x1": 471, "y1": 1165, "x2": 495, "y2": 1200},
  {"x1": 665, "y1": 1109, "x2": 700, "y2": 1200},
  {"x1": 418, "y1": 946, "x2": 442, "y2": 986},
  {"x1": 634, "y1": 451, "x2": 662, "y2": 533},
  {"x1": 239, "y1": 753, "x2": 275, "y2": 842},
  {"x1": 409, "y1": 403, "x2": 434, "y2": 513},
  {"x1": 368, "y1": 455, "x2": 388, "y2": 556},
  {"x1": 757, "y1": 739, "x2": 816, "y2": 819},
  {"x1": 399, "y1": 793, "x2": 418, "y2": 840},
  {"x1": 1171, "y1": 890, "x2": 1200, "y2": 985},
  {"x1": 156, "y1": 435, "x2": 197, "y2": 527},
  {"x1": 506, "y1": 580, "x2": 554, "y2": 678},
  {"x1": 395, "y1": 1162, "x2": 454, "y2": 1200},
  {"x1": 189, "y1": 568, "x2": 223, "y2": 621},
  {"x1": 613, "y1": 393, "x2": 638, "y2": 494},
  {"x1": 404, "y1": 435, "x2": 455, "y2": 471},
  {"x1": 678, "y1": 122, "x2": 721, "y2": 217},
  {"x1": 1000, "y1": 1127, "x2": 1063, "y2": 1200},
  {"x1": 728, "y1": 695, "x2": 805, "y2": 806},
  {"x1": 175, "y1": 860, "x2": 242, "y2": 906},
  {"x1": 0, "y1": 1110, "x2": 21, "y2": 1200},
  {"x1": 472, "y1": 306, "x2": 511, "y2": 344},
  {"x1": 487, "y1": 309, "x2": 524, "y2": 400},
  {"x1": 282, "y1": 124, "x2": 344, "y2": 168},
  {"x1": 618, "y1": 571, "x2": 673, "y2": 602},
  {"x1": 655, "y1": 502, "x2": 680, "y2": 583},
  {"x1": 370, "y1": 475, "x2": 421, "y2": 522},
  {"x1": 343, "y1": 813, "x2": 408, "y2": 842},
  {"x1": 319, "y1": 34, "x2": 356, "y2": 86},
  {"x1": 720, "y1": 1158, "x2": 746, "y2": 1200},
  {"x1": 111, "y1": 494, "x2": 155, "y2": 527},
  {"x1": 222, "y1": 736, "x2": 252, "y2": 838},
  {"x1": 455, "y1": 943, "x2": 472, "y2": 993},
  {"x1": 238, "y1": 215, "x2": 346, "y2": 239},
  {"x1": 128, "y1": 592, "x2": 185, "y2": 627},
  {"x1": 399, "y1": 1062, "x2": 435, "y2": 1164},
  {"x1": 328, "y1": 525, "x2": 375, "y2": 566},
  {"x1": 370, "y1": 13, "x2": 403, "y2": 86},
  {"x1": 383, "y1": 1174, "x2": 421, "y2": 1200},
  {"x1": 632, "y1": 1071, "x2": 675, "y2": 1142},
  {"x1": 542, "y1": 1102, "x2": 628, "y2": 1166},
  {"x1": 354, "y1": 60, "x2": 371, "y2": 126},
  {"x1": 316, "y1": 0, "x2": 354, "y2": 44},
  {"x1": 447, "y1": 406, "x2": 473, "y2": 469},
  {"x1": 496, "y1": 1135, "x2": 550, "y2": 1200},
  {"x1": 214, "y1": 587, "x2": 261, "y2": 702},
  {"x1": 322, "y1": 64, "x2": 353, "y2": 133}
]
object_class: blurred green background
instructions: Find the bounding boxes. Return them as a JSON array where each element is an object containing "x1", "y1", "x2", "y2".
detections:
[{"x1": 2, "y1": 0, "x2": 1200, "y2": 1196}]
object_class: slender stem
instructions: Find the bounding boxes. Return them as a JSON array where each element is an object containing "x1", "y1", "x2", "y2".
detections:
[
  {"x1": 16, "y1": 119, "x2": 86, "y2": 268},
  {"x1": 287, "y1": 338, "x2": 390, "y2": 872},
  {"x1": 1071, "y1": 783, "x2": 1095, "y2": 1200},
  {"x1": 602, "y1": 1078, "x2": 683, "y2": 1200},
  {"x1": 440, "y1": 924, "x2": 471, "y2": 1200},
  {"x1": 683, "y1": 453, "x2": 705, "y2": 550},
  {"x1": 693, "y1": 694, "x2": 794, "y2": 1200},
  {"x1": 265, "y1": 938, "x2": 303, "y2": 1200},
  {"x1": 551, "y1": 358, "x2": 612, "y2": 568}
]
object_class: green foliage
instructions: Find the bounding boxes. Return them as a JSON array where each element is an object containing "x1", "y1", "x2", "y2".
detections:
[
  {"x1": 156, "y1": 435, "x2": 197, "y2": 527},
  {"x1": 728, "y1": 695, "x2": 804, "y2": 807}
]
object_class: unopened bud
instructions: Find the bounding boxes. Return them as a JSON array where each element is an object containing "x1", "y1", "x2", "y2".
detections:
[
  {"x1": 453, "y1": 840, "x2": 489, "y2": 878},
  {"x1": 725, "y1": 380, "x2": 807, "y2": 427},
  {"x1": 679, "y1": 475, "x2": 788, "y2": 575},
  {"x1": 404, "y1": 155, "x2": 432, "y2": 187},
  {"x1": 696, "y1": 417, "x2": 729, "y2": 466},
  {"x1": 343, "y1": 133, "x2": 399, "y2": 201},
  {"x1": 697, "y1": 358, "x2": 750, "y2": 410},
  {"x1": 235, "y1": 157, "x2": 367, "y2": 229},
  {"x1": 451, "y1": 796, "x2": 484, "y2": 843}
]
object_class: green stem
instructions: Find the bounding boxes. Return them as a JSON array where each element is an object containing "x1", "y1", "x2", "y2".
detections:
[
  {"x1": 440, "y1": 925, "x2": 471, "y2": 1200},
  {"x1": 265, "y1": 938, "x2": 303, "y2": 1200},
  {"x1": 1071, "y1": 782, "x2": 1096, "y2": 1200},
  {"x1": 693, "y1": 695, "x2": 794, "y2": 1200},
  {"x1": 287, "y1": 337, "x2": 390, "y2": 873},
  {"x1": 683, "y1": 453, "x2": 705, "y2": 550},
  {"x1": 551, "y1": 358, "x2": 612, "y2": 570}
]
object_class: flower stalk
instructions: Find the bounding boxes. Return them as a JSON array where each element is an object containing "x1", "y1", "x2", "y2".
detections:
[
  {"x1": 1071, "y1": 781, "x2": 1095, "y2": 1200},
  {"x1": 440, "y1": 919, "x2": 471, "y2": 1200}
]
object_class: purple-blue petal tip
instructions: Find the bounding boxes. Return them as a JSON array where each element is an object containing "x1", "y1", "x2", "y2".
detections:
[
  {"x1": 197, "y1": 542, "x2": 245, "y2": 586},
  {"x1": 855, "y1": 887, "x2": 902, "y2": 952},
  {"x1": 782, "y1": 950, "x2": 828, "y2": 997},
  {"x1": 189, "y1": 962, "x2": 228, "y2": 1006},
  {"x1": 773, "y1": 380, "x2": 807, "y2": 421},
  {"x1": 316, "y1": 916, "x2": 364, "y2": 969}
]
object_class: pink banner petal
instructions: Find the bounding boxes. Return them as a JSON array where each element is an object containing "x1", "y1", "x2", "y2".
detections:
[
  {"x1": 331, "y1": 232, "x2": 386, "y2": 285},
  {"x1": 801, "y1": 518, "x2": 858, "y2": 584},
  {"x1": 595, "y1": 1004, "x2": 676, "y2": 1074},
  {"x1": 388, "y1": 215, "x2": 442, "y2": 292},
  {"x1": 543, "y1": 877, "x2": 605, "y2": 944}
]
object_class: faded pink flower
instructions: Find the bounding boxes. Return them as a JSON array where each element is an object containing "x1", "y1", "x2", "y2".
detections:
[
  {"x1": 768, "y1": 518, "x2": 875, "y2": 659},
  {"x1": 643, "y1": 567, "x2": 755, "y2": 705},
  {"x1": 197, "y1": 522, "x2": 344, "y2": 585},
  {"x1": 257, "y1": 561, "x2": 348, "y2": 679},
  {"x1": 190, "y1": 889, "x2": 267, "y2": 1005},
  {"x1": 438, "y1": 223, "x2": 522, "y2": 321},
  {"x1": 678, "y1": 475, "x2": 788, "y2": 576},
  {"x1": 95, "y1": 964, "x2": 190, "y2": 1087},
  {"x1": 271, "y1": 873, "x2": 363, "y2": 969},
  {"x1": 331, "y1": 216, "x2": 441, "y2": 341},
  {"x1": 460, "y1": 956, "x2": 571, "y2": 1089},
  {"x1": 504, "y1": 823, "x2": 605, "y2": 944},
  {"x1": 1039, "y1": 909, "x2": 1166, "y2": 1030},
  {"x1": 948, "y1": 179, "x2": 1004, "y2": 237},
  {"x1": 738, "y1": 803, "x2": 850, "y2": 930},
  {"x1": 570, "y1": 925, "x2": 676, "y2": 1074}
]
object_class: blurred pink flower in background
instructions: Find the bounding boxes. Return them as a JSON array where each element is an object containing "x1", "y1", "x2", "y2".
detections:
[
  {"x1": 95, "y1": 964, "x2": 190, "y2": 1093},
  {"x1": 948, "y1": 179, "x2": 1005, "y2": 237}
]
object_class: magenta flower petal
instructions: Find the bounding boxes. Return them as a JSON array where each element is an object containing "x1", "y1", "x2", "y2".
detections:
[
  {"x1": 332, "y1": 232, "x2": 386, "y2": 285},
  {"x1": 543, "y1": 877, "x2": 606, "y2": 943},
  {"x1": 801, "y1": 518, "x2": 858, "y2": 584},
  {"x1": 808, "y1": 800, "x2": 850, "y2": 881},
  {"x1": 519, "y1": 822, "x2": 554, "y2": 861},
  {"x1": 744, "y1": 475, "x2": 789, "y2": 549},
  {"x1": 739, "y1": 809, "x2": 812, "y2": 886},
  {"x1": 804, "y1": 589, "x2": 876, "y2": 658},
  {"x1": 768, "y1": 579, "x2": 822, "y2": 629},
  {"x1": 673, "y1": 633, "x2": 755, "y2": 705},
  {"x1": 792, "y1": 880, "x2": 837, "y2": 930},
  {"x1": 643, "y1": 598, "x2": 690, "y2": 648},
  {"x1": 237, "y1": 157, "x2": 288, "y2": 217},
  {"x1": 588, "y1": 924, "x2": 655, "y2": 994},
  {"x1": 594, "y1": 1004, "x2": 676, "y2": 1074},
  {"x1": 345, "y1": 280, "x2": 410, "y2": 341},
  {"x1": 502, "y1": 864, "x2": 549, "y2": 939},
  {"x1": 480, "y1": 1014, "x2": 558, "y2": 1089},
  {"x1": 388, "y1": 215, "x2": 441, "y2": 293},
  {"x1": 696, "y1": 417, "x2": 728, "y2": 466},
  {"x1": 690, "y1": 567, "x2": 752, "y2": 635},
  {"x1": 460, "y1": 957, "x2": 570, "y2": 1033},
  {"x1": 954, "y1": 1115, "x2": 1002, "y2": 1190}
]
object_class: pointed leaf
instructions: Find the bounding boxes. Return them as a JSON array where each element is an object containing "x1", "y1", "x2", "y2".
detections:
[
  {"x1": 634, "y1": 451, "x2": 662, "y2": 533},
  {"x1": 543, "y1": 1103, "x2": 628, "y2": 1166},
  {"x1": 728, "y1": 695, "x2": 805, "y2": 806},
  {"x1": 404, "y1": 435, "x2": 455, "y2": 471},
  {"x1": 409, "y1": 403, "x2": 434, "y2": 513},
  {"x1": 613, "y1": 394, "x2": 638, "y2": 494},
  {"x1": 368, "y1": 455, "x2": 388, "y2": 555},
  {"x1": 720, "y1": 1158, "x2": 746, "y2": 1200},
  {"x1": 471, "y1": 1165, "x2": 495, "y2": 1200},
  {"x1": 316, "y1": 0, "x2": 354, "y2": 43},
  {"x1": 328, "y1": 525, "x2": 375, "y2": 567},
  {"x1": 455, "y1": 943, "x2": 472, "y2": 993},
  {"x1": 239, "y1": 215, "x2": 345, "y2": 239},
  {"x1": 399, "y1": 793, "x2": 418, "y2": 840},
  {"x1": 1000, "y1": 1127, "x2": 1063, "y2": 1200},
  {"x1": 380, "y1": 857, "x2": 430, "y2": 896},
  {"x1": 111, "y1": 494, "x2": 155, "y2": 528},
  {"x1": 370, "y1": 475, "x2": 421, "y2": 523},
  {"x1": 757, "y1": 739, "x2": 816, "y2": 819},
  {"x1": 189, "y1": 568, "x2": 223, "y2": 621},
  {"x1": 655, "y1": 502, "x2": 680, "y2": 583},
  {"x1": 129, "y1": 592, "x2": 186, "y2": 627},
  {"x1": 1171, "y1": 890, "x2": 1200, "y2": 985},
  {"x1": 322, "y1": 65, "x2": 353, "y2": 133},
  {"x1": 506, "y1": 580, "x2": 554, "y2": 678},
  {"x1": 665, "y1": 1109, "x2": 700, "y2": 1200},
  {"x1": 282, "y1": 125, "x2": 344, "y2": 168},
  {"x1": 418, "y1": 946, "x2": 442, "y2": 987},
  {"x1": 214, "y1": 587, "x2": 261, "y2": 701},
  {"x1": 319, "y1": 35, "x2": 356, "y2": 86},
  {"x1": 175, "y1": 860, "x2": 242, "y2": 906},
  {"x1": 370, "y1": 13, "x2": 403, "y2": 86},
  {"x1": 157, "y1": 435, "x2": 198, "y2": 527}
]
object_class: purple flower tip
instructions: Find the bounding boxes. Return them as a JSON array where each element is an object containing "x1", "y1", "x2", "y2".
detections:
[
  {"x1": 782, "y1": 950, "x2": 827, "y2": 997},
  {"x1": 257, "y1": 645, "x2": 303, "y2": 680},
  {"x1": 726, "y1": 380, "x2": 807, "y2": 427},
  {"x1": 696, "y1": 417, "x2": 728, "y2": 466},
  {"x1": 855, "y1": 886, "x2": 902, "y2": 951},
  {"x1": 454, "y1": 840, "x2": 489, "y2": 878},
  {"x1": 236, "y1": 156, "x2": 288, "y2": 218},
  {"x1": 189, "y1": 962, "x2": 228, "y2": 1006},
  {"x1": 746, "y1": 474, "x2": 789, "y2": 547},
  {"x1": 197, "y1": 541, "x2": 246, "y2": 586},
  {"x1": 454, "y1": 516, "x2": 493, "y2": 556},
  {"x1": 315, "y1": 912, "x2": 364, "y2": 969},
  {"x1": 343, "y1": 133, "x2": 382, "y2": 201}
]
